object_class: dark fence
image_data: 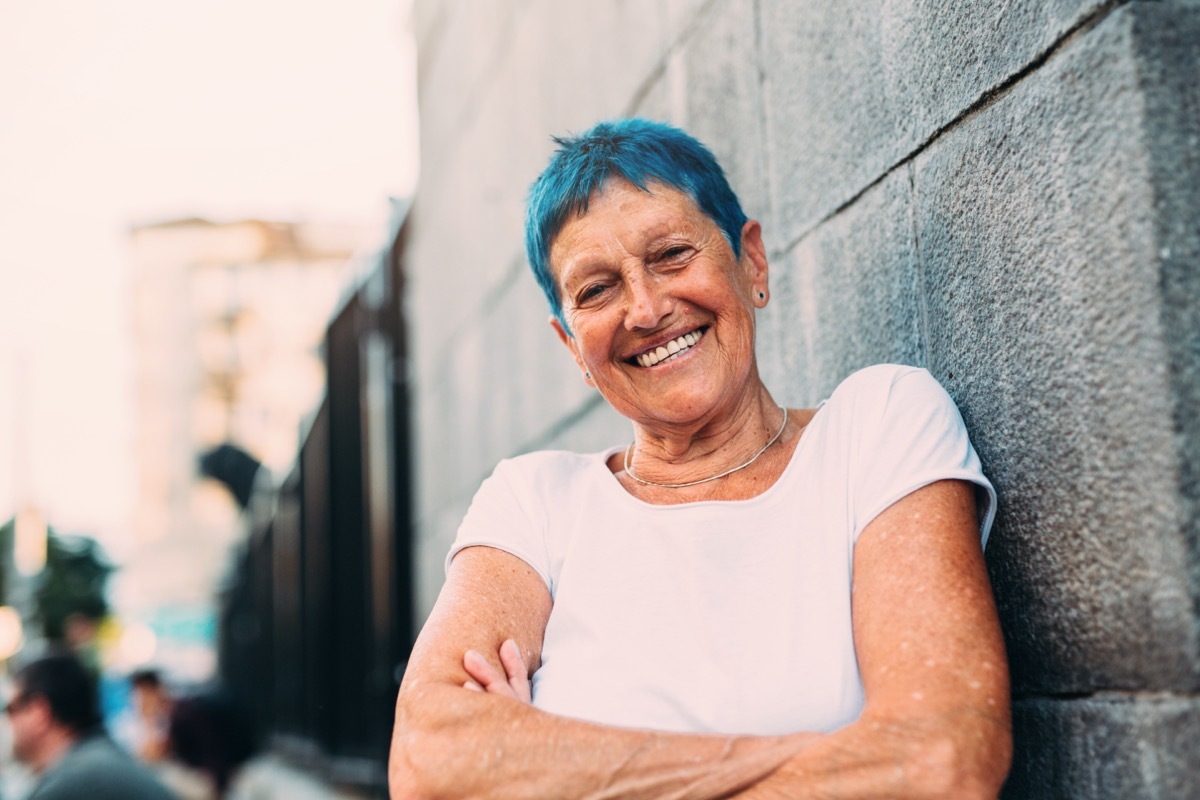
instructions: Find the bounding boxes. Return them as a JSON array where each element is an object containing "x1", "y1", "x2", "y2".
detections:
[{"x1": 218, "y1": 222, "x2": 415, "y2": 795}]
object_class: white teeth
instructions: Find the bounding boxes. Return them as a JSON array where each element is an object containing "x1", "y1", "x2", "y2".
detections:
[{"x1": 636, "y1": 329, "x2": 704, "y2": 367}]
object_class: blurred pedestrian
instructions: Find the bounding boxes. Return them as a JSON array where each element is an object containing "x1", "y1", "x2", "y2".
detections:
[
  {"x1": 128, "y1": 668, "x2": 172, "y2": 762},
  {"x1": 7, "y1": 651, "x2": 177, "y2": 800},
  {"x1": 164, "y1": 693, "x2": 256, "y2": 799}
]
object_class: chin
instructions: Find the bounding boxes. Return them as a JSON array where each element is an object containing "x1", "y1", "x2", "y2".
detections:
[{"x1": 631, "y1": 394, "x2": 724, "y2": 426}]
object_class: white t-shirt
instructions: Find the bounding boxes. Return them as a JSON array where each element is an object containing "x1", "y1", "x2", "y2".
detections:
[{"x1": 447, "y1": 364, "x2": 996, "y2": 735}]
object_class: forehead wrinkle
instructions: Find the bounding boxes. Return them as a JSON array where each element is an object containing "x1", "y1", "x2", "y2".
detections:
[
  {"x1": 550, "y1": 180, "x2": 714, "y2": 287},
  {"x1": 553, "y1": 228, "x2": 631, "y2": 290}
]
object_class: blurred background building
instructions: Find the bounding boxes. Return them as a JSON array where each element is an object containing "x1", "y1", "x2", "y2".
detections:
[
  {"x1": 122, "y1": 217, "x2": 372, "y2": 681},
  {"x1": 0, "y1": 0, "x2": 415, "y2": 797}
]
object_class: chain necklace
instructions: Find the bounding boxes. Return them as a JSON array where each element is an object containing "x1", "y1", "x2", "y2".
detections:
[{"x1": 623, "y1": 408, "x2": 789, "y2": 489}]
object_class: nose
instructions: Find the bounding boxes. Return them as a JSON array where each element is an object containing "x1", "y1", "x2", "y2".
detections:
[{"x1": 623, "y1": 273, "x2": 672, "y2": 331}]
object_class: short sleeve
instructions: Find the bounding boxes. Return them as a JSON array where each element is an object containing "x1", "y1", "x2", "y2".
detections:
[
  {"x1": 445, "y1": 458, "x2": 553, "y2": 589},
  {"x1": 852, "y1": 366, "x2": 997, "y2": 546}
]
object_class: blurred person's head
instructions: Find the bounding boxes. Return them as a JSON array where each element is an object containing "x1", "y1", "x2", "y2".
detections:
[
  {"x1": 525, "y1": 117, "x2": 749, "y2": 331},
  {"x1": 7, "y1": 651, "x2": 103, "y2": 772},
  {"x1": 168, "y1": 692, "x2": 256, "y2": 796},
  {"x1": 129, "y1": 668, "x2": 169, "y2": 717},
  {"x1": 129, "y1": 669, "x2": 162, "y2": 691}
]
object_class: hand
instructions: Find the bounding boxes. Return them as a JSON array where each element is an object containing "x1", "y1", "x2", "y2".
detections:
[{"x1": 462, "y1": 638, "x2": 532, "y2": 704}]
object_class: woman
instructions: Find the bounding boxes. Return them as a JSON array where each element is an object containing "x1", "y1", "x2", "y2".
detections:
[{"x1": 390, "y1": 119, "x2": 1011, "y2": 798}]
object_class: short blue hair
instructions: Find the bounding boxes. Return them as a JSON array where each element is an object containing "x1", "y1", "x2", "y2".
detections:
[{"x1": 524, "y1": 118, "x2": 749, "y2": 330}]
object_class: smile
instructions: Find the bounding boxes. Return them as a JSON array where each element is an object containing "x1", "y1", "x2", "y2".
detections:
[{"x1": 633, "y1": 327, "x2": 705, "y2": 368}]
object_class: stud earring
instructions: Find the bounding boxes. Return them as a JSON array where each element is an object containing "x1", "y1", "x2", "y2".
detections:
[
  {"x1": 757, "y1": 291, "x2": 766, "y2": 301},
  {"x1": 585, "y1": 371, "x2": 591, "y2": 380}
]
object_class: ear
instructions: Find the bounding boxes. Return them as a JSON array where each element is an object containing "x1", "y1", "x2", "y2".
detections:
[
  {"x1": 739, "y1": 220, "x2": 770, "y2": 307},
  {"x1": 549, "y1": 316, "x2": 593, "y2": 385}
]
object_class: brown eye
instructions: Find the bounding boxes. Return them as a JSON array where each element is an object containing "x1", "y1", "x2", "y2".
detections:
[{"x1": 579, "y1": 284, "x2": 607, "y2": 303}]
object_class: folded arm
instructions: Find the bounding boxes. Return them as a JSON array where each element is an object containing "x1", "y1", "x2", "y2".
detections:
[
  {"x1": 389, "y1": 546, "x2": 811, "y2": 800},
  {"x1": 390, "y1": 479, "x2": 1010, "y2": 799}
]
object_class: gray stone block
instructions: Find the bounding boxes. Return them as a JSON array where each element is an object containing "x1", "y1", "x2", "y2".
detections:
[
  {"x1": 915, "y1": 6, "x2": 1199, "y2": 693},
  {"x1": 414, "y1": 0, "x2": 524, "y2": 177},
  {"x1": 539, "y1": 395, "x2": 630, "y2": 455},
  {"x1": 1130, "y1": 2, "x2": 1200, "y2": 620},
  {"x1": 478, "y1": 268, "x2": 597, "y2": 459},
  {"x1": 415, "y1": 505, "x2": 468, "y2": 621},
  {"x1": 1002, "y1": 695, "x2": 1200, "y2": 799},
  {"x1": 627, "y1": 62, "x2": 683, "y2": 126},
  {"x1": 682, "y1": 0, "x2": 771, "y2": 225},
  {"x1": 519, "y1": 0, "x2": 673, "y2": 131},
  {"x1": 757, "y1": 166, "x2": 925, "y2": 406},
  {"x1": 439, "y1": 322, "x2": 491, "y2": 501},
  {"x1": 761, "y1": 0, "x2": 1108, "y2": 244},
  {"x1": 662, "y1": 0, "x2": 711, "y2": 34}
]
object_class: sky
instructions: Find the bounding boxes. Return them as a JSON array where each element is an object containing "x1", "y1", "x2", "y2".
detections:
[{"x1": 0, "y1": 0, "x2": 418, "y2": 559}]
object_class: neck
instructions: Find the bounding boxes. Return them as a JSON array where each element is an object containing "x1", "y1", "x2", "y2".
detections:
[{"x1": 627, "y1": 384, "x2": 784, "y2": 484}]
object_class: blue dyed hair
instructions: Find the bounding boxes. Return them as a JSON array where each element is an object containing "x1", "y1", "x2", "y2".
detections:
[{"x1": 524, "y1": 118, "x2": 748, "y2": 331}]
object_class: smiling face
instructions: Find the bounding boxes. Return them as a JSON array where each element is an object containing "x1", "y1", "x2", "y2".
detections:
[{"x1": 549, "y1": 178, "x2": 769, "y2": 431}]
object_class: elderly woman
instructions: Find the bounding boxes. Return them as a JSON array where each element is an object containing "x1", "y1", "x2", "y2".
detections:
[{"x1": 390, "y1": 119, "x2": 1011, "y2": 798}]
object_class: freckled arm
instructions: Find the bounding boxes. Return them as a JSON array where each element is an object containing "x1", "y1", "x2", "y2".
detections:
[
  {"x1": 391, "y1": 480, "x2": 1010, "y2": 800},
  {"x1": 733, "y1": 479, "x2": 1012, "y2": 799}
]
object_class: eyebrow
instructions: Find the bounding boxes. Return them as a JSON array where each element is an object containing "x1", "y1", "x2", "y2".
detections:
[{"x1": 556, "y1": 257, "x2": 612, "y2": 298}]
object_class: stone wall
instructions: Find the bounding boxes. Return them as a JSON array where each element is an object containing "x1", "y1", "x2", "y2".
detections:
[{"x1": 402, "y1": 1, "x2": 1199, "y2": 795}]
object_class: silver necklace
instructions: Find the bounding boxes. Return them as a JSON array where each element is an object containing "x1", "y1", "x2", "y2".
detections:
[{"x1": 623, "y1": 408, "x2": 789, "y2": 489}]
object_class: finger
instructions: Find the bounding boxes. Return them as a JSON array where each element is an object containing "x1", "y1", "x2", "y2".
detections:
[
  {"x1": 499, "y1": 639, "x2": 532, "y2": 704},
  {"x1": 463, "y1": 681, "x2": 483, "y2": 692},
  {"x1": 463, "y1": 649, "x2": 516, "y2": 699},
  {"x1": 463, "y1": 649, "x2": 503, "y2": 687}
]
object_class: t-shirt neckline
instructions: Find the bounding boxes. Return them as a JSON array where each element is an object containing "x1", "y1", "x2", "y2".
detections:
[{"x1": 593, "y1": 400, "x2": 828, "y2": 510}]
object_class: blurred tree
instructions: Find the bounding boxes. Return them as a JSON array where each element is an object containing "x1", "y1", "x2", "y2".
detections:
[{"x1": 35, "y1": 533, "x2": 112, "y2": 641}]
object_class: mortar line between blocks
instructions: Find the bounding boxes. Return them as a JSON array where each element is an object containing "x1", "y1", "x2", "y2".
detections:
[
  {"x1": 776, "y1": 0, "x2": 1135, "y2": 258},
  {"x1": 909, "y1": 162, "x2": 933, "y2": 373}
]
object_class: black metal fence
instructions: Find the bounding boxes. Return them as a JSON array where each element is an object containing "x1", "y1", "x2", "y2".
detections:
[{"x1": 218, "y1": 222, "x2": 415, "y2": 795}]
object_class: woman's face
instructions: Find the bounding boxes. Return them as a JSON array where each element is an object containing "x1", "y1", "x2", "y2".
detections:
[{"x1": 549, "y1": 178, "x2": 769, "y2": 430}]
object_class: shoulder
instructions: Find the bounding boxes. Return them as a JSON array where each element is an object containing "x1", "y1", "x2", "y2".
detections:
[
  {"x1": 825, "y1": 365, "x2": 994, "y2": 541},
  {"x1": 455, "y1": 448, "x2": 617, "y2": 583},
  {"x1": 829, "y1": 363, "x2": 932, "y2": 400},
  {"x1": 489, "y1": 448, "x2": 613, "y2": 494},
  {"x1": 823, "y1": 364, "x2": 948, "y2": 421},
  {"x1": 37, "y1": 735, "x2": 174, "y2": 800},
  {"x1": 498, "y1": 448, "x2": 604, "y2": 473},
  {"x1": 819, "y1": 364, "x2": 972, "y2": 467}
]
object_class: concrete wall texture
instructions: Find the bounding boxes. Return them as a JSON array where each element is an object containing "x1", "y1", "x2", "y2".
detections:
[{"x1": 402, "y1": 1, "x2": 1199, "y2": 796}]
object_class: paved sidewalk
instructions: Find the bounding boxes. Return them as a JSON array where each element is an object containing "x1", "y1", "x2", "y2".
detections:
[{"x1": 232, "y1": 754, "x2": 375, "y2": 800}]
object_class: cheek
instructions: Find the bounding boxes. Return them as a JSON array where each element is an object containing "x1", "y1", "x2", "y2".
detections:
[
  {"x1": 570, "y1": 323, "x2": 613, "y2": 365},
  {"x1": 584, "y1": 338, "x2": 613, "y2": 366}
]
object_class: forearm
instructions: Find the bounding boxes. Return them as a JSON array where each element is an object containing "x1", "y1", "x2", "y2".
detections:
[
  {"x1": 732, "y1": 709, "x2": 1010, "y2": 800},
  {"x1": 390, "y1": 682, "x2": 804, "y2": 800}
]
